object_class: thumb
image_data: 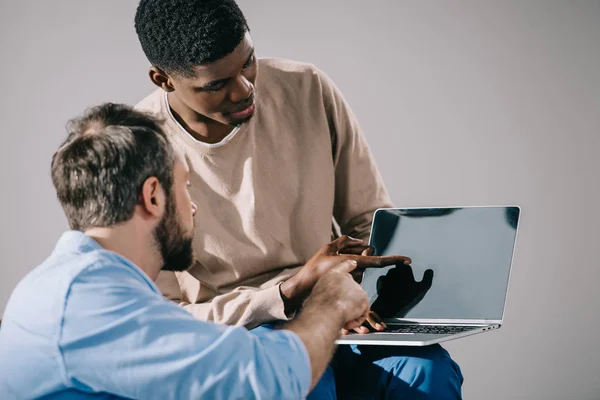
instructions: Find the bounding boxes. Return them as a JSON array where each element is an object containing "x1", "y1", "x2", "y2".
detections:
[{"x1": 332, "y1": 259, "x2": 358, "y2": 274}]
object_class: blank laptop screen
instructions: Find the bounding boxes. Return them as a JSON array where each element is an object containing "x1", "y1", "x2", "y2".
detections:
[{"x1": 362, "y1": 206, "x2": 519, "y2": 321}]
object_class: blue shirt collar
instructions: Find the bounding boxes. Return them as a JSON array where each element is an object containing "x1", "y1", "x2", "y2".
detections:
[
  {"x1": 53, "y1": 230, "x2": 104, "y2": 255},
  {"x1": 52, "y1": 230, "x2": 162, "y2": 295}
]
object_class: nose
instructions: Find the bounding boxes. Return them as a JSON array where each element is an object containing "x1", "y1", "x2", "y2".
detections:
[
  {"x1": 230, "y1": 74, "x2": 253, "y2": 104},
  {"x1": 191, "y1": 201, "x2": 198, "y2": 217}
]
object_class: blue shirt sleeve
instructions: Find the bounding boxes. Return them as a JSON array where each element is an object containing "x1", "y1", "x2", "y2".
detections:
[{"x1": 59, "y1": 261, "x2": 311, "y2": 400}]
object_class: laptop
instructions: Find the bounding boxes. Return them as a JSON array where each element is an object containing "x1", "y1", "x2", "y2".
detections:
[{"x1": 337, "y1": 205, "x2": 520, "y2": 346}]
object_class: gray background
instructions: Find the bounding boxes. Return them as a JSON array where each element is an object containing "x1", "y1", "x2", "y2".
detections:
[{"x1": 1, "y1": 0, "x2": 598, "y2": 398}]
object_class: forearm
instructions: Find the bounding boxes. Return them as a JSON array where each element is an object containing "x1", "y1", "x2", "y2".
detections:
[
  {"x1": 182, "y1": 284, "x2": 293, "y2": 329},
  {"x1": 283, "y1": 300, "x2": 344, "y2": 390}
]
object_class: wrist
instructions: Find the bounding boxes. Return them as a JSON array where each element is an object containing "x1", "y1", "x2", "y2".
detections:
[
  {"x1": 280, "y1": 277, "x2": 304, "y2": 313},
  {"x1": 303, "y1": 296, "x2": 347, "y2": 328}
]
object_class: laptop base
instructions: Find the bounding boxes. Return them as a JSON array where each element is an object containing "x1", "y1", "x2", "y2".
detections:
[{"x1": 336, "y1": 324, "x2": 500, "y2": 346}]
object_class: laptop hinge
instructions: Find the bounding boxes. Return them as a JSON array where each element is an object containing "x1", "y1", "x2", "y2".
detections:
[{"x1": 385, "y1": 318, "x2": 502, "y2": 325}]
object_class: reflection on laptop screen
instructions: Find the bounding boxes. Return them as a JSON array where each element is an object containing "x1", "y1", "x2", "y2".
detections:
[{"x1": 362, "y1": 206, "x2": 519, "y2": 321}]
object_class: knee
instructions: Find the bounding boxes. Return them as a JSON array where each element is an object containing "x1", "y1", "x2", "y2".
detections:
[{"x1": 384, "y1": 345, "x2": 464, "y2": 400}]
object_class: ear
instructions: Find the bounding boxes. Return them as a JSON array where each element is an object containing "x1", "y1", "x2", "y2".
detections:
[
  {"x1": 149, "y1": 66, "x2": 175, "y2": 92},
  {"x1": 139, "y1": 176, "x2": 165, "y2": 219}
]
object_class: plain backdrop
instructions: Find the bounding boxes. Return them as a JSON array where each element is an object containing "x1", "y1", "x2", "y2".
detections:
[{"x1": 1, "y1": 1, "x2": 599, "y2": 399}]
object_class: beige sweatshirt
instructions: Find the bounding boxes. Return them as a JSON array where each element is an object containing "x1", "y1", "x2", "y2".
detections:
[{"x1": 136, "y1": 58, "x2": 393, "y2": 329}]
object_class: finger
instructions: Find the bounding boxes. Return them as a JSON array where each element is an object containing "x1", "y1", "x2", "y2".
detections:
[
  {"x1": 361, "y1": 303, "x2": 371, "y2": 323},
  {"x1": 341, "y1": 328, "x2": 349, "y2": 335},
  {"x1": 344, "y1": 315, "x2": 367, "y2": 331},
  {"x1": 369, "y1": 311, "x2": 387, "y2": 329},
  {"x1": 366, "y1": 313, "x2": 385, "y2": 331},
  {"x1": 353, "y1": 325, "x2": 370, "y2": 334},
  {"x1": 345, "y1": 255, "x2": 412, "y2": 268},
  {"x1": 339, "y1": 245, "x2": 371, "y2": 255},
  {"x1": 334, "y1": 235, "x2": 366, "y2": 251},
  {"x1": 354, "y1": 306, "x2": 374, "y2": 334},
  {"x1": 361, "y1": 246, "x2": 375, "y2": 256}
]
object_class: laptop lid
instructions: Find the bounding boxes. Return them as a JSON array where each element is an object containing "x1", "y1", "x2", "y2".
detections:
[{"x1": 361, "y1": 206, "x2": 520, "y2": 324}]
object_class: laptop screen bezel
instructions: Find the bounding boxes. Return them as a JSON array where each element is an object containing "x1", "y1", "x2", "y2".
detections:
[{"x1": 363, "y1": 205, "x2": 521, "y2": 326}]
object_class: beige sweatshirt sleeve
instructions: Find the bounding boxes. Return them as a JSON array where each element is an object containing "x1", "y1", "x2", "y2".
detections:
[
  {"x1": 155, "y1": 270, "x2": 295, "y2": 330},
  {"x1": 318, "y1": 69, "x2": 394, "y2": 242}
]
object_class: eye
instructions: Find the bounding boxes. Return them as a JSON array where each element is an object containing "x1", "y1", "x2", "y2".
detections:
[
  {"x1": 202, "y1": 82, "x2": 226, "y2": 92},
  {"x1": 243, "y1": 54, "x2": 256, "y2": 69}
]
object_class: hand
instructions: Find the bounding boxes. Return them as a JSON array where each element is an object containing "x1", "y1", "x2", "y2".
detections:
[
  {"x1": 283, "y1": 260, "x2": 373, "y2": 392},
  {"x1": 335, "y1": 238, "x2": 375, "y2": 283},
  {"x1": 280, "y1": 236, "x2": 411, "y2": 311},
  {"x1": 305, "y1": 260, "x2": 370, "y2": 330},
  {"x1": 341, "y1": 311, "x2": 387, "y2": 335}
]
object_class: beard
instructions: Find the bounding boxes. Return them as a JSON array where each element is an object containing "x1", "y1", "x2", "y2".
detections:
[{"x1": 154, "y1": 196, "x2": 195, "y2": 272}]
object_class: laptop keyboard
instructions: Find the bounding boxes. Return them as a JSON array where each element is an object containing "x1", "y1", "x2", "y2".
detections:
[{"x1": 383, "y1": 325, "x2": 481, "y2": 335}]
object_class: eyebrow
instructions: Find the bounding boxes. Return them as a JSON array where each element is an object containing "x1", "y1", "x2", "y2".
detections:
[{"x1": 198, "y1": 48, "x2": 255, "y2": 90}]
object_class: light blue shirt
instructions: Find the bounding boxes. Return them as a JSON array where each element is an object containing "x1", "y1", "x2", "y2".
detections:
[{"x1": 0, "y1": 231, "x2": 311, "y2": 399}]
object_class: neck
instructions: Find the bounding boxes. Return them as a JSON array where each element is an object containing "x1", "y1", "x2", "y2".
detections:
[
  {"x1": 166, "y1": 92, "x2": 233, "y2": 144},
  {"x1": 85, "y1": 221, "x2": 162, "y2": 281}
]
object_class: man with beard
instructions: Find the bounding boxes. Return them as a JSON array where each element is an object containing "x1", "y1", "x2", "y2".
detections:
[
  {"x1": 133, "y1": 0, "x2": 464, "y2": 398},
  {"x1": 0, "y1": 103, "x2": 409, "y2": 399}
]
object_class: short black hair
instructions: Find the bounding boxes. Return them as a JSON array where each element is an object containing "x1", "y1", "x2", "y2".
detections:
[
  {"x1": 51, "y1": 103, "x2": 176, "y2": 232},
  {"x1": 134, "y1": 0, "x2": 250, "y2": 77}
]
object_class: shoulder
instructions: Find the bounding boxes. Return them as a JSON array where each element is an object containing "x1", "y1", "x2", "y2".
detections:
[
  {"x1": 257, "y1": 58, "x2": 344, "y2": 109},
  {"x1": 135, "y1": 88, "x2": 167, "y2": 116},
  {"x1": 68, "y1": 249, "x2": 159, "y2": 295},
  {"x1": 59, "y1": 251, "x2": 166, "y2": 340},
  {"x1": 257, "y1": 58, "x2": 332, "y2": 93},
  {"x1": 0, "y1": 248, "x2": 156, "y2": 341},
  {"x1": 258, "y1": 58, "x2": 321, "y2": 77}
]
